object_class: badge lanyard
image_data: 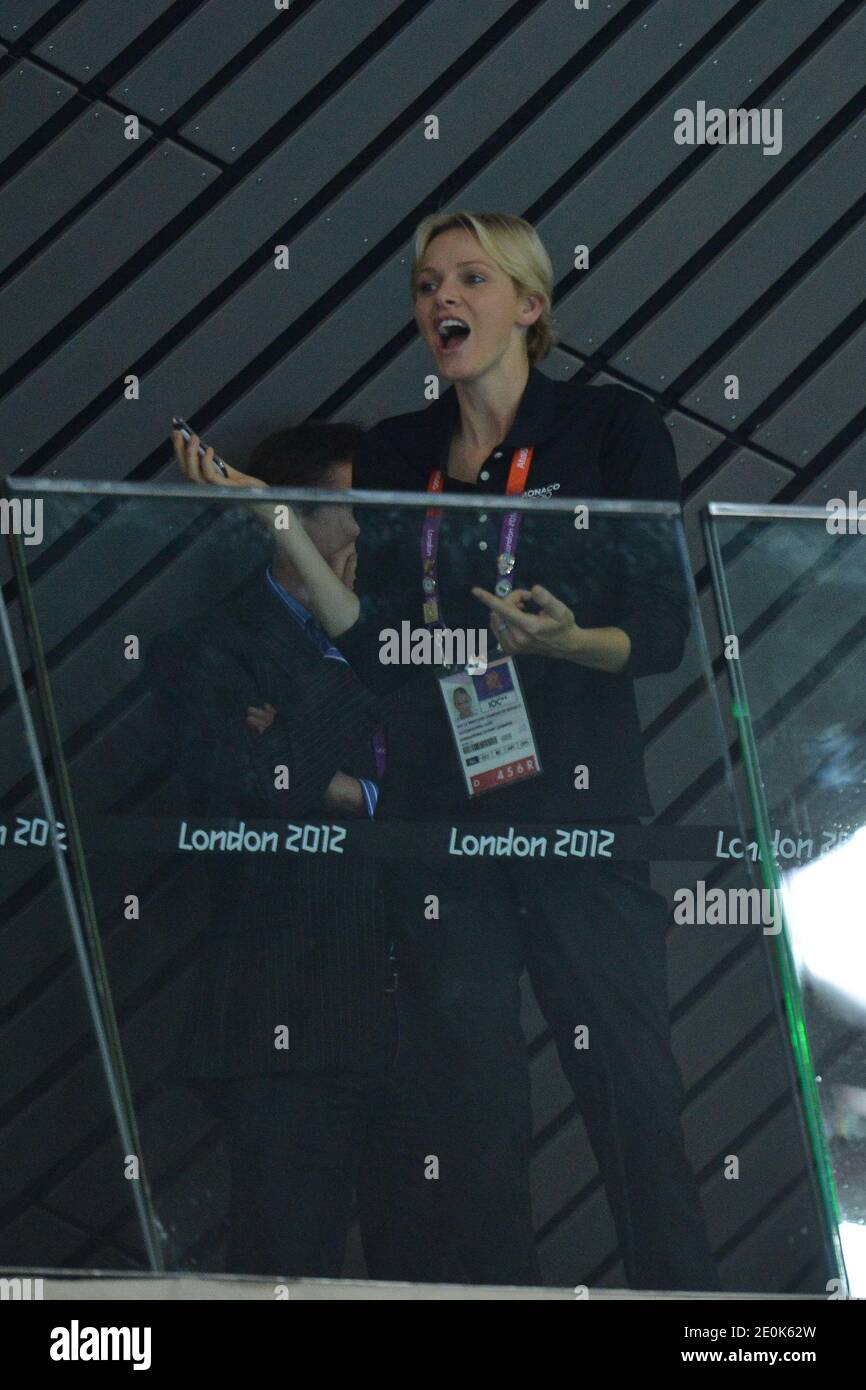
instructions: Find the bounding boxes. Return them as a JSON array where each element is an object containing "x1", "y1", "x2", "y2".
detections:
[{"x1": 421, "y1": 446, "x2": 535, "y2": 627}]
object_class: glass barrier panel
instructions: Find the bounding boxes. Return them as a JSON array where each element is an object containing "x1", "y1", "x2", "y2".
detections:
[
  {"x1": 0, "y1": 542, "x2": 152, "y2": 1276},
  {"x1": 8, "y1": 480, "x2": 839, "y2": 1293},
  {"x1": 706, "y1": 502, "x2": 866, "y2": 1297}
]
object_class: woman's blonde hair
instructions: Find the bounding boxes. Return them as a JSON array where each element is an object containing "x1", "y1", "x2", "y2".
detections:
[{"x1": 410, "y1": 210, "x2": 558, "y2": 365}]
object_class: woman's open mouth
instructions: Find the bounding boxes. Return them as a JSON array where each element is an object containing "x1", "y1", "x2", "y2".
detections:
[{"x1": 436, "y1": 318, "x2": 471, "y2": 354}]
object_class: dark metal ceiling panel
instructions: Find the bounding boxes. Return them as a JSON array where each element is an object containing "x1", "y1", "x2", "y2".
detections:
[
  {"x1": 0, "y1": 57, "x2": 75, "y2": 162},
  {"x1": 556, "y1": 2, "x2": 862, "y2": 355},
  {"x1": 107, "y1": 0, "x2": 282, "y2": 126},
  {"x1": 750, "y1": 319, "x2": 866, "y2": 462},
  {"x1": 0, "y1": 1, "x2": 66, "y2": 44},
  {"x1": 616, "y1": 121, "x2": 866, "y2": 394},
  {"x1": 0, "y1": 140, "x2": 221, "y2": 374},
  {"x1": 0, "y1": 101, "x2": 152, "y2": 274},
  {"x1": 32, "y1": 0, "x2": 178, "y2": 80},
  {"x1": 178, "y1": 0, "x2": 413, "y2": 161}
]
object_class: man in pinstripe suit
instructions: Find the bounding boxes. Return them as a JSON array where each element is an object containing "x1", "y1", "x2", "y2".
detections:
[{"x1": 146, "y1": 422, "x2": 453, "y2": 1281}]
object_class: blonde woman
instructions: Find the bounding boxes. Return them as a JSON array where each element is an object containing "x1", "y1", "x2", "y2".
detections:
[{"x1": 339, "y1": 211, "x2": 717, "y2": 1291}]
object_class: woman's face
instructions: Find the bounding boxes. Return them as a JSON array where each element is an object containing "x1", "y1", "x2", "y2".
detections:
[
  {"x1": 413, "y1": 228, "x2": 542, "y2": 383},
  {"x1": 453, "y1": 688, "x2": 472, "y2": 718}
]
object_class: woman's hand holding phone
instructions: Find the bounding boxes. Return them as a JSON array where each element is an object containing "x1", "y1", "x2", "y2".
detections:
[
  {"x1": 169, "y1": 423, "x2": 359, "y2": 638},
  {"x1": 171, "y1": 425, "x2": 300, "y2": 540},
  {"x1": 172, "y1": 427, "x2": 262, "y2": 490}
]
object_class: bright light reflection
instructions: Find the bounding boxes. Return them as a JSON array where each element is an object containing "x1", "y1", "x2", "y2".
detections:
[
  {"x1": 839, "y1": 1221, "x2": 866, "y2": 1298},
  {"x1": 783, "y1": 825, "x2": 866, "y2": 1021}
]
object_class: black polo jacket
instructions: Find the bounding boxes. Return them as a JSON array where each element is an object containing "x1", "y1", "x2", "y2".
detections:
[{"x1": 343, "y1": 369, "x2": 690, "y2": 822}]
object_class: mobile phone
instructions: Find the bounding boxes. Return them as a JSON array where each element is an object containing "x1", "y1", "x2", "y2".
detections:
[{"x1": 172, "y1": 416, "x2": 229, "y2": 477}]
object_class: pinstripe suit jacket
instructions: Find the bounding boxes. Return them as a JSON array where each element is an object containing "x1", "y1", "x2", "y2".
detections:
[{"x1": 146, "y1": 573, "x2": 391, "y2": 1077}]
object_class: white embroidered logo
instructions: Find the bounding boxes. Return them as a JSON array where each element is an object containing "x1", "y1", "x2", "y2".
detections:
[{"x1": 524, "y1": 483, "x2": 561, "y2": 499}]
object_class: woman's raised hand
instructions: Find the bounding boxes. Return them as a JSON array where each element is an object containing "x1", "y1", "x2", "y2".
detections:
[
  {"x1": 171, "y1": 427, "x2": 296, "y2": 540},
  {"x1": 169, "y1": 427, "x2": 359, "y2": 639},
  {"x1": 171, "y1": 428, "x2": 264, "y2": 489}
]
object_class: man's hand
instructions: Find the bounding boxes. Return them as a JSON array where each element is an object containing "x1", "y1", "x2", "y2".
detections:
[
  {"x1": 245, "y1": 709, "x2": 365, "y2": 814},
  {"x1": 246, "y1": 702, "x2": 276, "y2": 735},
  {"x1": 323, "y1": 771, "x2": 365, "y2": 816}
]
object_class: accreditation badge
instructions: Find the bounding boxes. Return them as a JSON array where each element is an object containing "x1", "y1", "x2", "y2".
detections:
[{"x1": 438, "y1": 656, "x2": 542, "y2": 797}]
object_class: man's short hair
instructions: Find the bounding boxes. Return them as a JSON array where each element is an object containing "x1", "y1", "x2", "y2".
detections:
[{"x1": 247, "y1": 420, "x2": 364, "y2": 490}]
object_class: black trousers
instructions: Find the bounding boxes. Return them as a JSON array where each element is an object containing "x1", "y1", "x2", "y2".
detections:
[
  {"x1": 383, "y1": 854, "x2": 721, "y2": 1292},
  {"x1": 195, "y1": 1066, "x2": 449, "y2": 1282},
  {"x1": 193, "y1": 855, "x2": 717, "y2": 1291},
  {"x1": 192, "y1": 917, "x2": 539, "y2": 1286}
]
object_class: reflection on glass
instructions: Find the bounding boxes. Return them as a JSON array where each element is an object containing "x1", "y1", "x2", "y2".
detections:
[
  {"x1": 6, "y1": 484, "x2": 837, "y2": 1292},
  {"x1": 0, "y1": 577, "x2": 143, "y2": 1270},
  {"x1": 707, "y1": 506, "x2": 864, "y2": 1295},
  {"x1": 786, "y1": 828, "x2": 866, "y2": 1022}
]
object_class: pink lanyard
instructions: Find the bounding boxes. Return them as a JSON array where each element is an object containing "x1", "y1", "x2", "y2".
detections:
[{"x1": 421, "y1": 447, "x2": 534, "y2": 627}]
